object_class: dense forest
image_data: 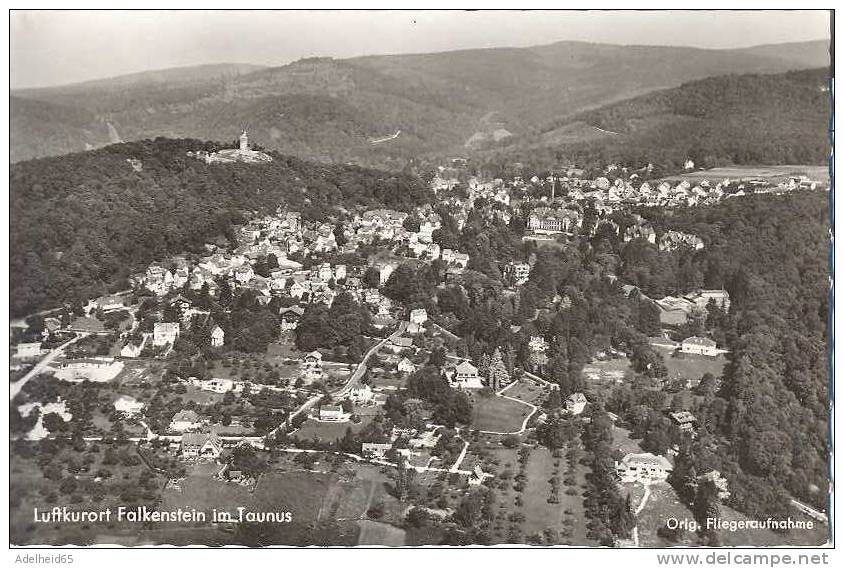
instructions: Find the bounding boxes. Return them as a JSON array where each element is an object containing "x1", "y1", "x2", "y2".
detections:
[
  {"x1": 394, "y1": 188, "x2": 829, "y2": 529},
  {"x1": 655, "y1": 192, "x2": 830, "y2": 517},
  {"x1": 11, "y1": 41, "x2": 827, "y2": 166},
  {"x1": 605, "y1": 191, "x2": 830, "y2": 520},
  {"x1": 477, "y1": 68, "x2": 831, "y2": 174},
  {"x1": 9, "y1": 137, "x2": 429, "y2": 317}
]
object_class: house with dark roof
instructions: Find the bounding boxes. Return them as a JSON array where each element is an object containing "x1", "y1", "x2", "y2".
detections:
[
  {"x1": 670, "y1": 410, "x2": 698, "y2": 433},
  {"x1": 180, "y1": 432, "x2": 223, "y2": 460},
  {"x1": 444, "y1": 360, "x2": 484, "y2": 389}
]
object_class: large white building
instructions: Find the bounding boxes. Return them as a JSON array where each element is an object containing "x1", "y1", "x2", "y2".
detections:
[
  {"x1": 615, "y1": 452, "x2": 673, "y2": 482},
  {"x1": 445, "y1": 361, "x2": 484, "y2": 389},
  {"x1": 681, "y1": 336, "x2": 718, "y2": 356}
]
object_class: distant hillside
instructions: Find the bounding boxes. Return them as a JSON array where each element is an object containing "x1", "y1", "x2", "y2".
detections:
[
  {"x1": 10, "y1": 40, "x2": 830, "y2": 166},
  {"x1": 10, "y1": 63, "x2": 267, "y2": 163},
  {"x1": 9, "y1": 138, "x2": 428, "y2": 316},
  {"x1": 476, "y1": 67, "x2": 831, "y2": 172}
]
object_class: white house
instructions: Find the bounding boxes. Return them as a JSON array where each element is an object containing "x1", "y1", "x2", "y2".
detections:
[
  {"x1": 468, "y1": 465, "x2": 492, "y2": 486},
  {"x1": 279, "y1": 306, "x2": 304, "y2": 331},
  {"x1": 615, "y1": 452, "x2": 673, "y2": 482},
  {"x1": 681, "y1": 336, "x2": 718, "y2": 356},
  {"x1": 378, "y1": 263, "x2": 396, "y2": 285},
  {"x1": 113, "y1": 395, "x2": 144, "y2": 416},
  {"x1": 153, "y1": 322, "x2": 180, "y2": 347},
  {"x1": 318, "y1": 405, "x2": 350, "y2": 423},
  {"x1": 95, "y1": 295, "x2": 125, "y2": 312},
  {"x1": 348, "y1": 385, "x2": 374, "y2": 404},
  {"x1": 409, "y1": 308, "x2": 428, "y2": 325},
  {"x1": 120, "y1": 335, "x2": 148, "y2": 358},
  {"x1": 302, "y1": 350, "x2": 324, "y2": 381},
  {"x1": 446, "y1": 361, "x2": 484, "y2": 389},
  {"x1": 362, "y1": 442, "x2": 392, "y2": 459},
  {"x1": 234, "y1": 265, "x2": 255, "y2": 285},
  {"x1": 528, "y1": 336, "x2": 548, "y2": 353},
  {"x1": 506, "y1": 262, "x2": 531, "y2": 285},
  {"x1": 197, "y1": 378, "x2": 235, "y2": 394},
  {"x1": 169, "y1": 409, "x2": 202, "y2": 432},
  {"x1": 698, "y1": 470, "x2": 731, "y2": 500},
  {"x1": 441, "y1": 249, "x2": 470, "y2": 268},
  {"x1": 16, "y1": 342, "x2": 43, "y2": 358},
  {"x1": 565, "y1": 392, "x2": 587, "y2": 415},
  {"x1": 397, "y1": 357, "x2": 416, "y2": 374},
  {"x1": 210, "y1": 325, "x2": 225, "y2": 347},
  {"x1": 180, "y1": 432, "x2": 223, "y2": 460}
]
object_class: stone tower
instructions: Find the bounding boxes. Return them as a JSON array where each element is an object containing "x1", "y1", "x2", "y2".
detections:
[{"x1": 239, "y1": 130, "x2": 249, "y2": 152}]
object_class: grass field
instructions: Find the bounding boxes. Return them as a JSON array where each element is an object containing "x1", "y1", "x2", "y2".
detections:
[
  {"x1": 520, "y1": 447, "x2": 589, "y2": 543},
  {"x1": 292, "y1": 416, "x2": 373, "y2": 442},
  {"x1": 660, "y1": 350, "x2": 727, "y2": 383},
  {"x1": 663, "y1": 165, "x2": 829, "y2": 183},
  {"x1": 357, "y1": 520, "x2": 407, "y2": 546},
  {"x1": 470, "y1": 394, "x2": 533, "y2": 433},
  {"x1": 503, "y1": 380, "x2": 547, "y2": 405},
  {"x1": 161, "y1": 462, "x2": 253, "y2": 516},
  {"x1": 613, "y1": 425, "x2": 647, "y2": 455},
  {"x1": 161, "y1": 461, "x2": 407, "y2": 545}
]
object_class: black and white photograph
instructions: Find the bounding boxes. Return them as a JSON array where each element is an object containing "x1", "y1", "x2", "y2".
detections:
[{"x1": 4, "y1": 6, "x2": 836, "y2": 558}]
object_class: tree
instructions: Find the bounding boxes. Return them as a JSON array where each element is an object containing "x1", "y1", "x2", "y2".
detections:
[
  {"x1": 393, "y1": 456, "x2": 415, "y2": 502},
  {"x1": 694, "y1": 480, "x2": 721, "y2": 546},
  {"x1": 363, "y1": 267, "x2": 381, "y2": 289},
  {"x1": 218, "y1": 280, "x2": 233, "y2": 307},
  {"x1": 671, "y1": 444, "x2": 698, "y2": 505},
  {"x1": 487, "y1": 348, "x2": 510, "y2": 392}
]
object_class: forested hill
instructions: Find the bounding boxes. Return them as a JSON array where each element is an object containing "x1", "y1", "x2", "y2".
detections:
[
  {"x1": 649, "y1": 191, "x2": 830, "y2": 517},
  {"x1": 477, "y1": 68, "x2": 831, "y2": 173},
  {"x1": 10, "y1": 40, "x2": 829, "y2": 166},
  {"x1": 9, "y1": 138, "x2": 429, "y2": 317}
]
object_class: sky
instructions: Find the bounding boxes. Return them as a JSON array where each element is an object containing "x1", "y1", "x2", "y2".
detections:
[{"x1": 10, "y1": 10, "x2": 831, "y2": 89}]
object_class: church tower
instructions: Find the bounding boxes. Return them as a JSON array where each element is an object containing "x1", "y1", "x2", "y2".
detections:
[{"x1": 239, "y1": 129, "x2": 249, "y2": 152}]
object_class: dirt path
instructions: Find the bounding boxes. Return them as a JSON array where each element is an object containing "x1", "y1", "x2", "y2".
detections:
[
  {"x1": 476, "y1": 388, "x2": 539, "y2": 435},
  {"x1": 630, "y1": 482, "x2": 652, "y2": 547}
]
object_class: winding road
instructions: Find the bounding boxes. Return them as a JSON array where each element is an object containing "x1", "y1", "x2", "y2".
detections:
[
  {"x1": 10, "y1": 333, "x2": 89, "y2": 401},
  {"x1": 269, "y1": 322, "x2": 407, "y2": 439},
  {"x1": 475, "y1": 379, "x2": 541, "y2": 435}
]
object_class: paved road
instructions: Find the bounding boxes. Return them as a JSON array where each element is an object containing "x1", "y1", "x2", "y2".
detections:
[
  {"x1": 10, "y1": 333, "x2": 89, "y2": 401},
  {"x1": 791, "y1": 498, "x2": 828, "y2": 524},
  {"x1": 449, "y1": 433, "x2": 470, "y2": 473},
  {"x1": 335, "y1": 321, "x2": 407, "y2": 398},
  {"x1": 270, "y1": 322, "x2": 408, "y2": 439}
]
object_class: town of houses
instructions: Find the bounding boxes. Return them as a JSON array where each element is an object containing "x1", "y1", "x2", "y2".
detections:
[
  {"x1": 12, "y1": 156, "x2": 825, "y2": 451},
  {"x1": 9, "y1": 146, "x2": 830, "y2": 547}
]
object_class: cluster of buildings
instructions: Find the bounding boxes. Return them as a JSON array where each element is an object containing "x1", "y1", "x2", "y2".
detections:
[
  {"x1": 651, "y1": 289, "x2": 731, "y2": 327},
  {"x1": 187, "y1": 131, "x2": 273, "y2": 165},
  {"x1": 361, "y1": 425, "x2": 443, "y2": 461}
]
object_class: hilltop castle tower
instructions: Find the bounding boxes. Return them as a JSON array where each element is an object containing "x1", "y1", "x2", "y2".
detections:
[{"x1": 239, "y1": 130, "x2": 249, "y2": 152}]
